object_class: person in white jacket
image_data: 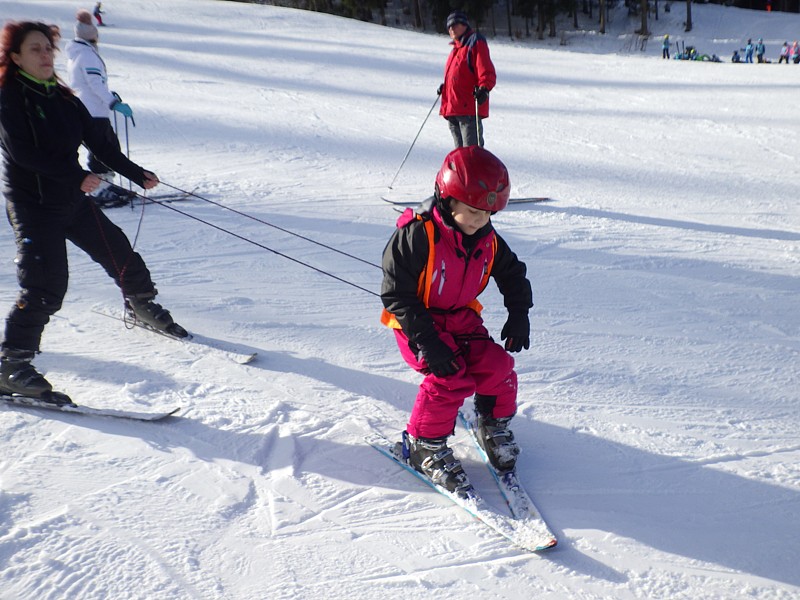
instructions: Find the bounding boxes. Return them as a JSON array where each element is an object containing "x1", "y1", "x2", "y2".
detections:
[{"x1": 66, "y1": 10, "x2": 134, "y2": 205}]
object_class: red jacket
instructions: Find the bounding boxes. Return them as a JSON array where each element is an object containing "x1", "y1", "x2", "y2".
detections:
[{"x1": 440, "y1": 29, "x2": 496, "y2": 120}]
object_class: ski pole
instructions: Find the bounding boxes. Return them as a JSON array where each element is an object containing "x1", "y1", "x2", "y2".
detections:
[
  {"x1": 124, "y1": 115, "x2": 133, "y2": 194},
  {"x1": 124, "y1": 115, "x2": 130, "y2": 158},
  {"x1": 107, "y1": 111, "x2": 128, "y2": 190},
  {"x1": 475, "y1": 97, "x2": 483, "y2": 148},
  {"x1": 387, "y1": 94, "x2": 440, "y2": 191}
]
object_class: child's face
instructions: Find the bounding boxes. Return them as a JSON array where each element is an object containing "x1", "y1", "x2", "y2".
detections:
[{"x1": 450, "y1": 199, "x2": 491, "y2": 235}]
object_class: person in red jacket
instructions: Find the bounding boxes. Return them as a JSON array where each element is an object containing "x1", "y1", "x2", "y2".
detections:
[
  {"x1": 381, "y1": 146, "x2": 532, "y2": 497},
  {"x1": 437, "y1": 11, "x2": 496, "y2": 148}
]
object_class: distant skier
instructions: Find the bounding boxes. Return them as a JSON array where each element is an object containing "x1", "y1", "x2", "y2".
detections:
[
  {"x1": 662, "y1": 34, "x2": 670, "y2": 59},
  {"x1": 93, "y1": 2, "x2": 105, "y2": 27},
  {"x1": 437, "y1": 10, "x2": 496, "y2": 148},
  {"x1": 744, "y1": 39, "x2": 754, "y2": 63},
  {"x1": 778, "y1": 42, "x2": 790, "y2": 64},
  {"x1": 756, "y1": 38, "x2": 766, "y2": 63},
  {"x1": 381, "y1": 146, "x2": 532, "y2": 496},
  {"x1": 66, "y1": 10, "x2": 136, "y2": 207}
]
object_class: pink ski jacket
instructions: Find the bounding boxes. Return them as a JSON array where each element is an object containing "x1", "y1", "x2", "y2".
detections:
[{"x1": 381, "y1": 202, "x2": 531, "y2": 347}]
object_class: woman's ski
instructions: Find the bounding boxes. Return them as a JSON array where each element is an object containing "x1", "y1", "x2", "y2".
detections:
[
  {"x1": 91, "y1": 308, "x2": 257, "y2": 364},
  {"x1": 2, "y1": 393, "x2": 179, "y2": 421}
]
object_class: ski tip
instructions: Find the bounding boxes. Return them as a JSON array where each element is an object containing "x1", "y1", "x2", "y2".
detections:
[
  {"x1": 240, "y1": 352, "x2": 258, "y2": 364},
  {"x1": 507, "y1": 197, "x2": 553, "y2": 206},
  {"x1": 537, "y1": 538, "x2": 558, "y2": 551}
]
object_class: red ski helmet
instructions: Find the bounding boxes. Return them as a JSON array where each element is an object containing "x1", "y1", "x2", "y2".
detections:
[{"x1": 435, "y1": 146, "x2": 510, "y2": 212}]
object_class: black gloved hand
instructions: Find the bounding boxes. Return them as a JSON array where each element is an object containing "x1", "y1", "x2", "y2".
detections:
[
  {"x1": 473, "y1": 86, "x2": 489, "y2": 105},
  {"x1": 419, "y1": 337, "x2": 462, "y2": 378},
  {"x1": 501, "y1": 312, "x2": 530, "y2": 353},
  {"x1": 437, "y1": 83, "x2": 444, "y2": 96}
]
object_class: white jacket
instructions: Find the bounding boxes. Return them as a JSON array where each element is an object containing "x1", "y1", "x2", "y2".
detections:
[{"x1": 65, "y1": 39, "x2": 116, "y2": 118}]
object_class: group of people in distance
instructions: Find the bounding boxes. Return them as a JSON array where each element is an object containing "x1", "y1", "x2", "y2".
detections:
[
  {"x1": 732, "y1": 38, "x2": 800, "y2": 63},
  {"x1": 664, "y1": 33, "x2": 798, "y2": 65},
  {"x1": 0, "y1": 9, "x2": 530, "y2": 494}
]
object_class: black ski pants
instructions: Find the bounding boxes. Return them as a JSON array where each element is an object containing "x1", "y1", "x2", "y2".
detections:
[
  {"x1": 2, "y1": 196, "x2": 155, "y2": 352},
  {"x1": 447, "y1": 116, "x2": 484, "y2": 149}
]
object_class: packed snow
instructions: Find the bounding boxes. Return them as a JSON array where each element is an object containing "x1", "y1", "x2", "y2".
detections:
[{"x1": 1, "y1": 1, "x2": 798, "y2": 598}]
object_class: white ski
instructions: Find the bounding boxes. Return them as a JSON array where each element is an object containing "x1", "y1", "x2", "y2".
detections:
[
  {"x1": 458, "y1": 409, "x2": 557, "y2": 547},
  {"x1": 2, "y1": 394, "x2": 179, "y2": 421},
  {"x1": 91, "y1": 308, "x2": 257, "y2": 364},
  {"x1": 367, "y1": 432, "x2": 557, "y2": 552},
  {"x1": 382, "y1": 195, "x2": 551, "y2": 207}
]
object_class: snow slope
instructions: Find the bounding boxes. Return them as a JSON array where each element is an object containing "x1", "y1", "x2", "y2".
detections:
[{"x1": 1, "y1": 1, "x2": 798, "y2": 598}]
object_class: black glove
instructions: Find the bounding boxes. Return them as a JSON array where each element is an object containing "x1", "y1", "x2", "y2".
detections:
[
  {"x1": 501, "y1": 312, "x2": 530, "y2": 353},
  {"x1": 419, "y1": 337, "x2": 462, "y2": 378},
  {"x1": 473, "y1": 86, "x2": 489, "y2": 105},
  {"x1": 437, "y1": 83, "x2": 444, "y2": 96}
]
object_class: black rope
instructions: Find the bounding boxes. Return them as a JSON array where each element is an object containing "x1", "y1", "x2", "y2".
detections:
[
  {"x1": 134, "y1": 188, "x2": 380, "y2": 298},
  {"x1": 155, "y1": 183, "x2": 382, "y2": 270}
]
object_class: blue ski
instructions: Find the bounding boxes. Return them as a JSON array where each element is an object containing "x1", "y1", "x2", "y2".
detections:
[
  {"x1": 367, "y1": 432, "x2": 557, "y2": 552},
  {"x1": 459, "y1": 410, "x2": 557, "y2": 548}
]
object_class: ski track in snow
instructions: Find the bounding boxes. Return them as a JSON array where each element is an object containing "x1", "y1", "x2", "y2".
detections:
[{"x1": 1, "y1": 1, "x2": 799, "y2": 599}]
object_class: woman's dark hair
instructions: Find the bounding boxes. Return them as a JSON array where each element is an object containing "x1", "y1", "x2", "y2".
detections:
[{"x1": 0, "y1": 21, "x2": 55, "y2": 88}]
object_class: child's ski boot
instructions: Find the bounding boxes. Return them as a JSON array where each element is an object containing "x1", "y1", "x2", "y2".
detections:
[
  {"x1": 404, "y1": 432, "x2": 474, "y2": 498},
  {"x1": 476, "y1": 415, "x2": 520, "y2": 473}
]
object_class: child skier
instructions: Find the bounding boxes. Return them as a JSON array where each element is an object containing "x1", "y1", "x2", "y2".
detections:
[
  {"x1": 756, "y1": 38, "x2": 766, "y2": 63},
  {"x1": 778, "y1": 42, "x2": 790, "y2": 64},
  {"x1": 380, "y1": 146, "x2": 533, "y2": 497},
  {"x1": 745, "y1": 39, "x2": 754, "y2": 63},
  {"x1": 93, "y1": 2, "x2": 104, "y2": 27}
]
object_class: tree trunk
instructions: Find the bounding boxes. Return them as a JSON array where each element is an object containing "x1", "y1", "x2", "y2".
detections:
[
  {"x1": 640, "y1": 0, "x2": 649, "y2": 35},
  {"x1": 537, "y1": 2, "x2": 545, "y2": 40},
  {"x1": 599, "y1": 0, "x2": 606, "y2": 34},
  {"x1": 685, "y1": 0, "x2": 692, "y2": 32}
]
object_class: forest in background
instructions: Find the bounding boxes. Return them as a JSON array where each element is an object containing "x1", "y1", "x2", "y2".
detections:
[{"x1": 229, "y1": 0, "x2": 799, "y2": 39}]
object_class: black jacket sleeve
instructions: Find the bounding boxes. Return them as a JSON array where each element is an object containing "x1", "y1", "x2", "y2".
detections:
[
  {"x1": 77, "y1": 101, "x2": 146, "y2": 186},
  {"x1": 490, "y1": 233, "x2": 533, "y2": 316},
  {"x1": 380, "y1": 219, "x2": 441, "y2": 346}
]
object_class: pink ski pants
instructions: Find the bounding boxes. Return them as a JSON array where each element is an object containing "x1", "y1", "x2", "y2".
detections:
[{"x1": 394, "y1": 310, "x2": 517, "y2": 439}]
